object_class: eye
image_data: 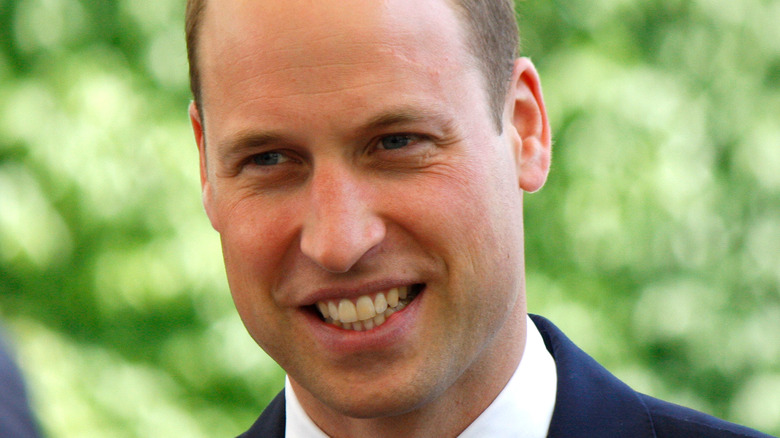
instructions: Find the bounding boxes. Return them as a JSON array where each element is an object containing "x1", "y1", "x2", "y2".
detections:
[
  {"x1": 378, "y1": 134, "x2": 417, "y2": 150},
  {"x1": 251, "y1": 151, "x2": 290, "y2": 166}
]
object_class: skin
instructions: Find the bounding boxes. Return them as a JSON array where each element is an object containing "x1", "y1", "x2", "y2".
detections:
[{"x1": 189, "y1": 0, "x2": 551, "y2": 436}]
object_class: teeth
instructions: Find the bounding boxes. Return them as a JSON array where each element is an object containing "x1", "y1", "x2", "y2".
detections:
[
  {"x1": 374, "y1": 293, "x2": 388, "y2": 314},
  {"x1": 328, "y1": 302, "x2": 339, "y2": 320},
  {"x1": 356, "y1": 296, "x2": 377, "y2": 320},
  {"x1": 387, "y1": 288, "x2": 399, "y2": 307},
  {"x1": 315, "y1": 286, "x2": 419, "y2": 330},
  {"x1": 317, "y1": 302, "x2": 329, "y2": 319},
  {"x1": 338, "y1": 299, "x2": 358, "y2": 323}
]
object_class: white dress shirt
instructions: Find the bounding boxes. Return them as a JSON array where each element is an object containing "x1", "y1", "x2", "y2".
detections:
[{"x1": 285, "y1": 315, "x2": 557, "y2": 437}]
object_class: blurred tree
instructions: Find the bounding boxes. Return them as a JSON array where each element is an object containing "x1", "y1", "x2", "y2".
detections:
[{"x1": 0, "y1": 0, "x2": 777, "y2": 436}]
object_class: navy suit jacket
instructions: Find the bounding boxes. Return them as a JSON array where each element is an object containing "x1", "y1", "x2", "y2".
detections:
[{"x1": 238, "y1": 315, "x2": 774, "y2": 437}]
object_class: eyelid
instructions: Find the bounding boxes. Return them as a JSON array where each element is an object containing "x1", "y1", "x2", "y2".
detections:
[
  {"x1": 374, "y1": 133, "x2": 428, "y2": 151},
  {"x1": 242, "y1": 149, "x2": 299, "y2": 171},
  {"x1": 261, "y1": 151, "x2": 290, "y2": 164}
]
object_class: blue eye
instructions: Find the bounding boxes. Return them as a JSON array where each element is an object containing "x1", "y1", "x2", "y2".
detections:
[
  {"x1": 379, "y1": 134, "x2": 415, "y2": 150},
  {"x1": 252, "y1": 151, "x2": 288, "y2": 166}
]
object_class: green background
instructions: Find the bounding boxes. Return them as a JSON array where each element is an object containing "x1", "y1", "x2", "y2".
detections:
[{"x1": 1, "y1": 0, "x2": 778, "y2": 436}]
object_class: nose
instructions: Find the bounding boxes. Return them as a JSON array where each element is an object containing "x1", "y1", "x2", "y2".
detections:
[{"x1": 300, "y1": 165, "x2": 386, "y2": 273}]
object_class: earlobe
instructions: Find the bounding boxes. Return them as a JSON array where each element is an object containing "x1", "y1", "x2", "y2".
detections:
[
  {"x1": 189, "y1": 101, "x2": 220, "y2": 230},
  {"x1": 506, "y1": 58, "x2": 551, "y2": 193}
]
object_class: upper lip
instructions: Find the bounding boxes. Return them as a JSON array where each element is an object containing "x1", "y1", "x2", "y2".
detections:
[{"x1": 298, "y1": 279, "x2": 421, "y2": 306}]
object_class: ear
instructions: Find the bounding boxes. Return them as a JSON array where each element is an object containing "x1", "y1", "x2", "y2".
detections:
[
  {"x1": 505, "y1": 57, "x2": 551, "y2": 193},
  {"x1": 189, "y1": 101, "x2": 220, "y2": 230}
]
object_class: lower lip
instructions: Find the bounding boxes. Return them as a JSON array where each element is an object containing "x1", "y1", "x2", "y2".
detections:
[{"x1": 302, "y1": 289, "x2": 425, "y2": 355}]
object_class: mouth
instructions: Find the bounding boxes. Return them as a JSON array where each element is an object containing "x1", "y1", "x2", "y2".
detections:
[{"x1": 311, "y1": 283, "x2": 424, "y2": 331}]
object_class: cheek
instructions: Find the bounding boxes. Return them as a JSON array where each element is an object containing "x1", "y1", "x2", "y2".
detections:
[
  {"x1": 405, "y1": 152, "x2": 524, "y2": 291},
  {"x1": 216, "y1": 195, "x2": 301, "y2": 306},
  {"x1": 219, "y1": 215, "x2": 296, "y2": 357},
  {"x1": 412, "y1": 154, "x2": 521, "y2": 247},
  {"x1": 218, "y1": 192, "x2": 299, "y2": 257}
]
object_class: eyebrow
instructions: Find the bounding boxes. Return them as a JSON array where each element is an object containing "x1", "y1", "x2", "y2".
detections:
[
  {"x1": 216, "y1": 105, "x2": 456, "y2": 163},
  {"x1": 216, "y1": 130, "x2": 288, "y2": 164},
  {"x1": 359, "y1": 105, "x2": 456, "y2": 136}
]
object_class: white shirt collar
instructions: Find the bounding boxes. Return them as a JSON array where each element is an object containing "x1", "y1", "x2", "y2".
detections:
[
  {"x1": 457, "y1": 315, "x2": 557, "y2": 438},
  {"x1": 285, "y1": 315, "x2": 557, "y2": 438},
  {"x1": 285, "y1": 376, "x2": 329, "y2": 438}
]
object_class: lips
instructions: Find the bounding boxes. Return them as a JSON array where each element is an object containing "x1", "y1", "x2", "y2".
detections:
[{"x1": 314, "y1": 284, "x2": 423, "y2": 331}]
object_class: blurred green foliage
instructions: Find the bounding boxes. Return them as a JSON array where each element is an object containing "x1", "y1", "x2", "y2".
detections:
[{"x1": 0, "y1": 0, "x2": 778, "y2": 436}]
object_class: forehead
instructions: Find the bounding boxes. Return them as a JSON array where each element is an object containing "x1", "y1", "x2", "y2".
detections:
[
  {"x1": 199, "y1": 0, "x2": 466, "y2": 60},
  {"x1": 199, "y1": 1, "x2": 475, "y2": 102}
]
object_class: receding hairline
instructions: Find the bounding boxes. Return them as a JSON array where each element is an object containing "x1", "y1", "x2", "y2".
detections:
[{"x1": 185, "y1": 0, "x2": 519, "y2": 131}]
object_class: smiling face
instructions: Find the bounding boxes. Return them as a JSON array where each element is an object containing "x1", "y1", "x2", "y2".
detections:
[{"x1": 191, "y1": 0, "x2": 550, "y2": 433}]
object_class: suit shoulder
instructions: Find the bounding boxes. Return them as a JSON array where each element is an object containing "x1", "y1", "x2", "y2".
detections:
[
  {"x1": 640, "y1": 394, "x2": 775, "y2": 438},
  {"x1": 237, "y1": 391, "x2": 286, "y2": 438}
]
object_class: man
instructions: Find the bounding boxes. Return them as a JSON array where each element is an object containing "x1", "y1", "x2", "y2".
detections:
[{"x1": 185, "y1": 0, "x2": 773, "y2": 436}]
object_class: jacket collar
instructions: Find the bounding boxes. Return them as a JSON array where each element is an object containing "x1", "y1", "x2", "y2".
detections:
[{"x1": 530, "y1": 314, "x2": 656, "y2": 438}]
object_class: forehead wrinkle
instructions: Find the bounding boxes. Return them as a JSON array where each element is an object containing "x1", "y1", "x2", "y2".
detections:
[
  {"x1": 205, "y1": 40, "x2": 424, "y2": 104},
  {"x1": 209, "y1": 54, "x2": 437, "y2": 112},
  {"x1": 227, "y1": 40, "x2": 398, "y2": 71}
]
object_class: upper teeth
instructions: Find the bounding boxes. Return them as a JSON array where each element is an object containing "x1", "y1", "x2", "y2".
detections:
[{"x1": 316, "y1": 286, "x2": 411, "y2": 331}]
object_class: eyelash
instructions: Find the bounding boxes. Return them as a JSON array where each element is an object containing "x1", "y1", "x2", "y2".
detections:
[
  {"x1": 374, "y1": 133, "x2": 434, "y2": 157},
  {"x1": 250, "y1": 151, "x2": 291, "y2": 166},
  {"x1": 376, "y1": 133, "x2": 421, "y2": 150}
]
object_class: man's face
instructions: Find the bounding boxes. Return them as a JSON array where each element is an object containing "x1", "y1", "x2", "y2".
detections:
[{"x1": 192, "y1": 0, "x2": 543, "y2": 421}]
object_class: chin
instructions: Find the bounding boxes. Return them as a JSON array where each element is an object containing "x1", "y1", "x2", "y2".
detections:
[
  {"x1": 327, "y1": 391, "x2": 431, "y2": 420},
  {"x1": 313, "y1": 375, "x2": 445, "y2": 420}
]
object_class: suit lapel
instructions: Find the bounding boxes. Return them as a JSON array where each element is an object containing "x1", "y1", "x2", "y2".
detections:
[
  {"x1": 530, "y1": 315, "x2": 656, "y2": 438},
  {"x1": 237, "y1": 390, "x2": 286, "y2": 438}
]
